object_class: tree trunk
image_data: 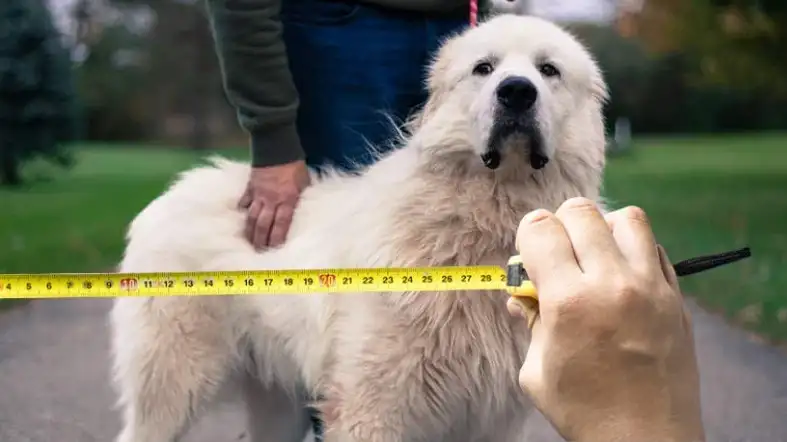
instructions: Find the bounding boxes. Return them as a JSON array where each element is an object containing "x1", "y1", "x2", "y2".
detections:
[
  {"x1": 188, "y1": 103, "x2": 211, "y2": 151},
  {"x1": 186, "y1": 9, "x2": 212, "y2": 151},
  {"x1": 0, "y1": 146, "x2": 21, "y2": 186}
]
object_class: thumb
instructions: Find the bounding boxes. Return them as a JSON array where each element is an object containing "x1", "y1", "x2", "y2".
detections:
[
  {"x1": 238, "y1": 187, "x2": 253, "y2": 209},
  {"x1": 507, "y1": 296, "x2": 539, "y2": 329}
]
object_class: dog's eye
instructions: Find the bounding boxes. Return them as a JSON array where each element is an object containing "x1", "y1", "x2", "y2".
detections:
[
  {"x1": 472, "y1": 61, "x2": 495, "y2": 76},
  {"x1": 538, "y1": 63, "x2": 560, "y2": 78}
]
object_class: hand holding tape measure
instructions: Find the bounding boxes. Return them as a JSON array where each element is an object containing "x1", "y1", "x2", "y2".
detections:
[{"x1": 507, "y1": 204, "x2": 718, "y2": 442}]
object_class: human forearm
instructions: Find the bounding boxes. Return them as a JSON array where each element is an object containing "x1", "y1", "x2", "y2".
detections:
[
  {"x1": 574, "y1": 421, "x2": 705, "y2": 442},
  {"x1": 532, "y1": 357, "x2": 705, "y2": 442},
  {"x1": 571, "y1": 404, "x2": 705, "y2": 442},
  {"x1": 205, "y1": 0, "x2": 304, "y2": 167}
]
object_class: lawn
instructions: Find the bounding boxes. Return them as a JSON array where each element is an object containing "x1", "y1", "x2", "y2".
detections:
[
  {"x1": 0, "y1": 145, "x2": 247, "y2": 308},
  {"x1": 1, "y1": 135, "x2": 786, "y2": 341},
  {"x1": 602, "y1": 133, "x2": 787, "y2": 342}
]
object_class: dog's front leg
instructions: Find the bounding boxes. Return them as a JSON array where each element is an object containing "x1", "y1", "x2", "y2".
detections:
[{"x1": 321, "y1": 340, "x2": 457, "y2": 442}]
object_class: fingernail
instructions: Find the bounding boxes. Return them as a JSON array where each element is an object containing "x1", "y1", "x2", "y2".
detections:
[{"x1": 523, "y1": 209, "x2": 550, "y2": 224}]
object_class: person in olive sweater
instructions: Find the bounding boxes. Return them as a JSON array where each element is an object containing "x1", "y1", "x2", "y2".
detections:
[
  {"x1": 205, "y1": 0, "x2": 475, "y2": 252},
  {"x1": 205, "y1": 0, "x2": 474, "y2": 438}
]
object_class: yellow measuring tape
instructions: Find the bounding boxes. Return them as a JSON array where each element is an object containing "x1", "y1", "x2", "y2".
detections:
[
  {"x1": 0, "y1": 246, "x2": 753, "y2": 303},
  {"x1": 0, "y1": 257, "x2": 537, "y2": 301}
]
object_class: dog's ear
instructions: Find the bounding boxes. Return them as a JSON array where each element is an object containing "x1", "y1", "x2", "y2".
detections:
[
  {"x1": 404, "y1": 38, "x2": 458, "y2": 132},
  {"x1": 590, "y1": 64, "x2": 609, "y2": 104},
  {"x1": 579, "y1": 44, "x2": 609, "y2": 104},
  {"x1": 424, "y1": 34, "x2": 463, "y2": 94},
  {"x1": 567, "y1": 29, "x2": 610, "y2": 104},
  {"x1": 404, "y1": 88, "x2": 445, "y2": 133},
  {"x1": 591, "y1": 75, "x2": 609, "y2": 104}
]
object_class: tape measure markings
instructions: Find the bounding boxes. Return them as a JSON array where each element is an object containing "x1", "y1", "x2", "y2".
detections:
[
  {"x1": 0, "y1": 247, "x2": 753, "y2": 301},
  {"x1": 0, "y1": 266, "x2": 517, "y2": 300}
]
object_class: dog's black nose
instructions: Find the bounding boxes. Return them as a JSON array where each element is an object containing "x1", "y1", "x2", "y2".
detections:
[{"x1": 496, "y1": 76, "x2": 537, "y2": 111}]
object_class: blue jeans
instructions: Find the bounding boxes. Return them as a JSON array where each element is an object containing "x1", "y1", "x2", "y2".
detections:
[
  {"x1": 280, "y1": 1, "x2": 467, "y2": 439},
  {"x1": 282, "y1": 0, "x2": 468, "y2": 171}
]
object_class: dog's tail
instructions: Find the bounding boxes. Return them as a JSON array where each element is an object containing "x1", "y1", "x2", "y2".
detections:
[{"x1": 119, "y1": 156, "x2": 263, "y2": 275}]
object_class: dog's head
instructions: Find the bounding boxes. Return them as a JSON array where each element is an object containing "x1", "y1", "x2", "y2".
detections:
[{"x1": 410, "y1": 14, "x2": 608, "y2": 175}]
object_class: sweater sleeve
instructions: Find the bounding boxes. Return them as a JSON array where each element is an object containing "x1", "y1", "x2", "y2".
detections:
[{"x1": 205, "y1": 0, "x2": 305, "y2": 167}]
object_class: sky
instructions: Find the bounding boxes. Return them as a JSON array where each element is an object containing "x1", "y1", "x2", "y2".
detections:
[
  {"x1": 46, "y1": 0, "x2": 617, "y2": 36},
  {"x1": 530, "y1": 0, "x2": 616, "y2": 22},
  {"x1": 48, "y1": 0, "x2": 79, "y2": 36}
]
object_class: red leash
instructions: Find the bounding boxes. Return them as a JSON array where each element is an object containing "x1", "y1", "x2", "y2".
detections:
[{"x1": 469, "y1": 0, "x2": 478, "y2": 26}]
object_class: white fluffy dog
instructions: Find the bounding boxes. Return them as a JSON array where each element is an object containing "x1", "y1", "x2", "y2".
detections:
[{"x1": 110, "y1": 14, "x2": 609, "y2": 442}]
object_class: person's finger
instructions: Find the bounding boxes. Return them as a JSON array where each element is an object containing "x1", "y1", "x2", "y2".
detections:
[
  {"x1": 605, "y1": 207, "x2": 661, "y2": 278},
  {"x1": 516, "y1": 209, "x2": 581, "y2": 290},
  {"x1": 252, "y1": 203, "x2": 276, "y2": 250},
  {"x1": 238, "y1": 187, "x2": 253, "y2": 209},
  {"x1": 555, "y1": 197, "x2": 625, "y2": 274},
  {"x1": 506, "y1": 297, "x2": 526, "y2": 318},
  {"x1": 657, "y1": 244, "x2": 679, "y2": 290},
  {"x1": 268, "y1": 204, "x2": 295, "y2": 248},
  {"x1": 244, "y1": 200, "x2": 263, "y2": 243}
]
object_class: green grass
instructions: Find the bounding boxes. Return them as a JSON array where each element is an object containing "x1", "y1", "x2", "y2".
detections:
[
  {"x1": 603, "y1": 132, "x2": 787, "y2": 341},
  {"x1": 0, "y1": 144, "x2": 248, "y2": 309},
  {"x1": 1, "y1": 136, "x2": 786, "y2": 342}
]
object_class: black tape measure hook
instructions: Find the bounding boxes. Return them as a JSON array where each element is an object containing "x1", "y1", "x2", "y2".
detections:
[{"x1": 506, "y1": 246, "x2": 752, "y2": 288}]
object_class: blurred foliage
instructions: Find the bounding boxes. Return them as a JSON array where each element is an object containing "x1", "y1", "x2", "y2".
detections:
[
  {"x1": 630, "y1": 0, "x2": 787, "y2": 97},
  {"x1": 75, "y1": 21, "x2": 152, "y2": 141},
  {"x1": 72, "y1": 0, "x2": 228, "y2": 147},
  {"x1": 569, "y1": 22, "x2": 787, "y2": 135},
  {"x1": 60, "y1": 0, "x2": 787, "y2": 144},
  {"x1": 0, "y1": 0, "x2": 80, "y2": 186}
]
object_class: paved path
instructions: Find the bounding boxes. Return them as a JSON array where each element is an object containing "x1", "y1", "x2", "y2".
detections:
[{"x1": 1, "y1": 298, "x2": 786, "y2": 442}]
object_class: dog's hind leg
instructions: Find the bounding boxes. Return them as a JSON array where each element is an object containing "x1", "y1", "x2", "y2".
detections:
[
  {"x1": 240, "y1": 373, "x2": 313, "y2": 442},
  {"x1": 111, "y1": 297, "x2": 239, "y2": 442}
]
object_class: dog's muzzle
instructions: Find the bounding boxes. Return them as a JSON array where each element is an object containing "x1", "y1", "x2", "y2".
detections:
[
  {"x1": 483, "y1": 76, "x2": 549, "y2": 171},
  {"x1": 530, "y1": 150, "x2": 549, "y2": 169},
  {"x1": 481, "y1": 151, "x2": 501, "y2": 169}
]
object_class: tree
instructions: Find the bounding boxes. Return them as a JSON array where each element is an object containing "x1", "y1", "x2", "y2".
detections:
[
  {"x1": 0, "y1": 0, "x2": 80, "y2": 186},
  {"x1": 74, "y1": 18, "x2": 154, "y2": 141},
  {"x1": 108, "y1": 0, "x2": 224, "y2": 150},
  {"x1": 568, "y1": 21, "x2": 787, "y2": 135},
  {"x1": 628, "y1": 0, "x2": 787, "y2": 97}
]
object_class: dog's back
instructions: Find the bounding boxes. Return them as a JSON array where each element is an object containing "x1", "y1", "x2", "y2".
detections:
[{"x1": 118, "y1": 157, "x2": 251, "y2": 274}]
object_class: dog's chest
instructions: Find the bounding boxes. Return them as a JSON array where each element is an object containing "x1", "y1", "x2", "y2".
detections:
[
  {"x1": 421, "y1": 301, "x2": 532, "y2": 441},
  {"x1": 395, "y1": 294, "x2": 530, "y2": 405},
  {"x1": 419, "y1": 293, "x2": 531, "y2": 395},
  {"x1": 325, "y1": 294, "x2": 532, "y2": 442}
]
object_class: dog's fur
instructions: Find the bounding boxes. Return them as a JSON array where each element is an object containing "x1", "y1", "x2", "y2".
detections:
[{"x1": 110, "y1": 14, "x2": 608, "y2": 442}]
